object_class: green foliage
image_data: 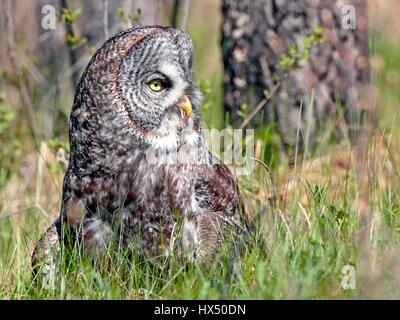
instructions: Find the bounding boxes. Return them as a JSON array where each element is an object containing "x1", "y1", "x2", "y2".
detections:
[
  {"x1": 62, "y1": 8, "x2": 82, "y2": 23},
  {"x1": 0, "y1": 93, "x2": 21, "y2": 187},
  {"x1": 198, "y1": 78, "x2": 224, "y2": 129},
  {"x1": 258, "y1": 126, "x2": 282, "y2": 170},
  {"x1": 200, "y1": 79, "x2": 212, "y2": 95},
  {"x1": 280, "y1": 25, "x2": 327, "y2": 72},
  {"x1": 200, "y1": 80, "x2": 212, "y2": 112},
  {"x1": 68, "y1": 36, "x2": 88, "y2": 51},
  {"x1": 236, "y1": 103, "x2": 248, "y2": 120},
  {"x1": 306, "y1": 179, "x2": 325, "y2": 205},
  {"x1": 0, "y1": 94, "x2": 15, "y2": 134},
  {"x1": 117, "y1": 7, "x2": 142, "y2": 26},
  {"x1": 47, "y1": 137, "x2": 70, "y2": 154},
  {"x1": 60, "y1": 7, "x2": 93, "y2": 54},
  {"x1": 46, "y1": 137, "x2": 70, "y2": 173}
]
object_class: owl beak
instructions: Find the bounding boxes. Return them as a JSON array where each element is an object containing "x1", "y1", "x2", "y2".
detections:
[{"x1": 180, "y1": 95, "x2": 192, "y2": 119}]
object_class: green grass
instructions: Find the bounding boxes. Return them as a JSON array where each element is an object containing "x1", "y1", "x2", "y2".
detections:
[
  {"x1": 2, "y1": 122, "x2": 400, "y2": 299},
  {"x1": 0, "y1": 201, "x2": 358, "y2": 300}
]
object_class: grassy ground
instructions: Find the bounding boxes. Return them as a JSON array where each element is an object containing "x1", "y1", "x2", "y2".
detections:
[{"x1": 1, "y1": 1, "x2": 400, "y2": 299}]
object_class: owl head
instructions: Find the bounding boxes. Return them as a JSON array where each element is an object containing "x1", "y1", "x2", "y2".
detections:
[
  {"x1": 118, "y1": 27, "x2": 201, "y2": 128},
  {"x1": 69, "y1": 26, "x2": 204, "y2": 173}
]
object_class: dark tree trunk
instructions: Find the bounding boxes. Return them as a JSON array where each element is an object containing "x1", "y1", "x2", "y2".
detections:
[{"x1": 221, "y1": 0, "x2": 371, "y2": 149}]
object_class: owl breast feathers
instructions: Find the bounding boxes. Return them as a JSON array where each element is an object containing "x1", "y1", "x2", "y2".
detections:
[{"x1": 32, "y1": 26, "x2": 250, "y2": 276}]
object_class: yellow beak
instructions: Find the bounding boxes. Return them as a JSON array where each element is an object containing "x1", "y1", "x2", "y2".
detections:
[{"x1": 180, "y1": 95, "x2": 192, "y2": 119}]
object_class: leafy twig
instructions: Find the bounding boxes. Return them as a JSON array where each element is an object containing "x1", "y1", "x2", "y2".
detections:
[
  {"x1": 239, "y1": 80, "x2": 282, "y2": 130},
  {"x1": 236, "y1": 25, "x2": 326, "y2": 128},
  {"x1": 117, "y1": 7, "x2": 141, "y2": 27},
  {"x1": 59, "y1": 0, "x2": 80, "y2": 85},
  {"x1": 280, "y1": 25, "x2": 326, "y2": 72},
  {"x1": 4, "y1": 0, "x2": 37, "y2": 139}
]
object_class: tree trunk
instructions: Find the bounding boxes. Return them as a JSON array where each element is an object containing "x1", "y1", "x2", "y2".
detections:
[{"x1": 221, "y1": 0, "x2": 371, "y2": 150}]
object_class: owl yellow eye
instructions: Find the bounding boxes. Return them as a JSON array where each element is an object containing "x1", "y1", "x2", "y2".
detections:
[{"x1": 149, "y1": 79, "x2": 163, "y2": 92}]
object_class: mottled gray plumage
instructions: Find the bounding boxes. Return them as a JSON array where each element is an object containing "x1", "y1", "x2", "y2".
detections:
[{"x1": 32, "y1": 26, "x2": 250, "y2": 280}]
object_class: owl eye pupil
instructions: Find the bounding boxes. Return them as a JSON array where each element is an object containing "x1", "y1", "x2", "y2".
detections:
[{"x1": 149, "y1": 80, "x2": 163, "y2": 92}]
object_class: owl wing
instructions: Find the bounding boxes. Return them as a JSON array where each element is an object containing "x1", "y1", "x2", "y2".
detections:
[
  {"x1": 194, "y1": 154, "x2": 243, "y2": 214},
  {"x1": 186, "y1": 153, "x2": 250, "y2": 260}
]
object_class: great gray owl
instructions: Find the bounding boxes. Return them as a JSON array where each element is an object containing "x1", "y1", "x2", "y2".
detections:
[{"x1": 32, "y1": 26, "x2": 250, "y2": 281}]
